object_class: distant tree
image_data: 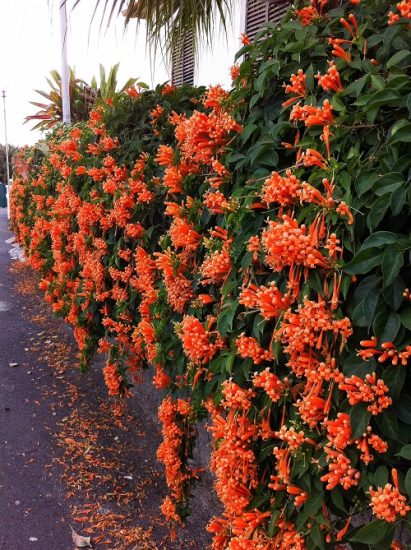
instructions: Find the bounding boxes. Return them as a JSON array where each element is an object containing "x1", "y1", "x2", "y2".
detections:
[{"x1": 0, "y1": 144, "x2": 19, "y2": 183}]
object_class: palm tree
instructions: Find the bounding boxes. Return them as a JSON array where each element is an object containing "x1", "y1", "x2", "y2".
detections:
[
  {"x1": 25, "y1": 69, "x2": 97, "y2": 131},
  {"x1": 73, "y1": 0, "x2": 234, "y2": 54},
  {"x1": 25, "y1": 65, "x2": 139, "y2": 131}
]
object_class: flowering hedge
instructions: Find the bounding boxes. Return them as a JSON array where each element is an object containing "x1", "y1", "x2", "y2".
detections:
[{"x1": 11, "y1": 0, "x2": 411, "y2": 547}]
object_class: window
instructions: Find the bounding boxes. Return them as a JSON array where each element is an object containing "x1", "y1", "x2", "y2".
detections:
[
  {"x1": 244, "y1": 0, "x2": 290, "y2": 42},
  {"x1": 171, "y1": 32, "x2": 195, "y2": 86}
]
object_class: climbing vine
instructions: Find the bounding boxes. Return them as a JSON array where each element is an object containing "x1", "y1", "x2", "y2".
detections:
[{"x1": 11, "y1": 0, "x2": 411, "y2": 547}]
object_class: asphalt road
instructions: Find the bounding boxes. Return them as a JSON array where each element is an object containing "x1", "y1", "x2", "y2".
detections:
[{"x1": 0, "y1": 208, "x2": 72, "y2": 549}]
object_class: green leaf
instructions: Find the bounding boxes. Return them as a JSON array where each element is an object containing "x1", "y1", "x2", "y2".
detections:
[
  {"x1": 382, "y1": 364, "x2": 406, "y2": 399},
  {"x1": 217, "y1": 301, "x2": 239, "y2": 337},
  {"x1": 386, "y1": 49, "x2": 411, "y2": 67},
  {"x1": 350, "y1": 404, "x2": 371, "y2": 439},
  {"x1": 400, "y1": 307, "x2": 411, "y2": 330},
  {"x1": 343, "y1": 248, "x2": 383, "y2": 275},
  {"x1": 349, "y1": 520, "x2": 388, "y2": 544},
  {"x1": 375, "y1": 408, "x2": 399, "y2": 440},
  {"x1": 367, "y1": 195, "x2": 391, "y2": 231},
  {"x1": 360, "y1": 231, "x2": 398, "y2": 250},
  {"x1": 382, "y1": 248, "x2": 404, "y2": 286},
  {"x1": 225, "y1": 349, "x2": 236, "y2": 375},
  {"x1": 373, "y1": 172, "x2": 404, "y2": 196},
  {"x1": 389, "y1": 122, "x2": 411, "y2": 145},
  {"x1": 396, "y1": 444, "x2": 411, "y2": 460},
  {"x1": 377, "y1": 312, "x2": 401, "y2": 342},
  {"x1": 390, "y1": 186, "x2": 407, "y2": 215},
  {"x1": 393, "y1": 395, "x2": 411, "y2": 424},
  {"x1": 373, "y1": 465, "x2": 389, "y2": 487},
  {"x1": 382, "y1": 277, "x2": 405, "y2": 312},
  {"x1": 405, "y1": 469, "x2": 411, "y2": 497},
  {"x1": 309, "y1": 522, "x2": 325, "y2": 549},
  {"x1": 355, "y1": 172, "x2": 379, "y2": 197},
  {"x1": 241, "y1": 124, "x2": 258, "y2": 144}
]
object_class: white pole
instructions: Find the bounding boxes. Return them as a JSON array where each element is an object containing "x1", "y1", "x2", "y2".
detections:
[
  {"x1": 2, "y1": 90, "x2": 11, "y2": 220},
  {"x1": 59, "y1": 0, "x2": 71, "y2": 124}
]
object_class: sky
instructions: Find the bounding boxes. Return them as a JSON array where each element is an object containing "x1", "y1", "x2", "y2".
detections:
[{"x1": 0, "y1": 1, "x2": 171, "y2": 146}]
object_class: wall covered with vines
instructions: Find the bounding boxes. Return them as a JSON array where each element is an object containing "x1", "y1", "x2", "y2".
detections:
[{"x1": 10, "y1": 0, "x2": 411, "y2": 547}]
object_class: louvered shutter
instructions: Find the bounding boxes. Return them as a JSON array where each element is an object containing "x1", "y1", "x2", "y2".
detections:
[
  {"x1": 244, "y1": 0, "x2": 269, "y2": 41},
  {"x1": 244, "y1": 0, "x2": 290, "y2": 41},
  {"x1": 171, "y1": 32, "x2": 195, "y2": 86},
  {"x1": 267, "y1": 0, "x2": 290, "y2": 23}
]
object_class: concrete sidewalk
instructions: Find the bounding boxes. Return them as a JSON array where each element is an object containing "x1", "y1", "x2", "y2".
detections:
[{"x1": 0, "y1": 208, "x2": 71, "y2": 548}]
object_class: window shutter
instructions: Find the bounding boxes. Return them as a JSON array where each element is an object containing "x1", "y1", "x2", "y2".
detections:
[
  {"x1": 171, "y1": 33, "x2": 195, "y2": 86},
  {"x1": 244, "y1": 0, "x2": 269, "y2": 41},
  {"x1": 267, "y1": 0, "x2": 290, "y2": 23},
  {"x1": 244, "y1": 0, "x2": 290, "y2": 41}
]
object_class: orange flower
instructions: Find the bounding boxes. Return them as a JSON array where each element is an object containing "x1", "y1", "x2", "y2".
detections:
[
  {"x1": 177, "y1": 315, "x2": 223, "y2": 364},
  {"x1": 155, "y1": 144, "x2": 174, "y2": 166},
  {"x1": 169, "y1": 217, "x2": 202, "y2": 250},
  {"x1": 321, "y1": 447, "x2": 360, "y2": 490},
  {"x1": 200, "y1": 246, "x2": 232, "y2": 285},
  {"x1": 290, "y1": 99, "x2": 334, "y2": 127},
  {"x1": 103, "y1": 362, "x2": 122, "y2": 396},
  {"x1": 282, "y1": 69, "x2": 307, "y2": 107},
  {"x1": 316, "y1": 61, "x2": 344, "y2": 92},
  {"x1": 240, "y1": 33, "x2": 251, "y2": 45},
  {"x1": 328, "y1": 38, "x2": 352, "y2": 62},
  {"x1": 261, "y1": 169, "x2": 301, "y2": 206},
  {"x1": 262, "y1": 215, "x2": 327, "y2": 271},
  {"x1": 230, "y1": 64, "x2": 240, "y2": 80},
  {"x1": 369, "y1": 469, "x2": 410, "y2": 522},
  {"x1": 339, "y1": 373, "x2": 392, "y2": 415},
  {"x1": 236, "y1": 334, "x2": 273, "y2": 365}
]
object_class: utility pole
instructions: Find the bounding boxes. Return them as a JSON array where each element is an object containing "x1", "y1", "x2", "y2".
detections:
[
  {"x1": 2, "y1": 90, "x2": 11, "y2": 219},
  {"x1": 60, "y1": 0, "x2": 71, "y2": 124}
]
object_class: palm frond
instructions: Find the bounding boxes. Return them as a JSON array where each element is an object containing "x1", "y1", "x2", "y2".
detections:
[{"x1": 73, "y1": 0, "x2": 234, "y2": 57}]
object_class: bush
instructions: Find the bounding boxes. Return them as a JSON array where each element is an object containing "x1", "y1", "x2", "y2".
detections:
[{"x1": 11, "y1": 0, "x2": 411, "y2": 547}]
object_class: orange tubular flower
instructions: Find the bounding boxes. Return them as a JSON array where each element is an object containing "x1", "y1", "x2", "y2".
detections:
[
  {"x1": 177, "y1": 315, "x2": 223, "y2": 365},
  {"x1": 240, "y1": 33, "x2": 251, "y2": 45},
  {"x1": 369, "y1": 469, "x2": 411, "y2": 522},
  {"x1": 339, "y1": 373, "x2": 392, "y2": 415},
  {"x1": 253, "y1": 368, "x2": 284, "y2": 402},
  {"x1": 103, "y1": 362, "x2": 122, "y2": 396},
  {"x1": 321, "y1": 447, "x2": 360, "y2": 490},
  {"x1": 163, "y1": 166, "x2": 183, "y2": 194},
  {"x1": 329, "y1": 38, "x2": 352, "y2": 62},
  {"x1": 317, "y1": 61, "x2": 344, "y2": 92},
  {"x1": 336, "y1": 201, "x2": 354, "y2": 224},
  {"x1": 282, "y1": 69, "x2": 307, "y2": 107},
  {"x1": 299, "y1": 148, "x2": 329, "y2": 170},
  {"x1": 296, "y1": 5, "x2": 321, "y2": 25},
  {"x1": 155, "y1": 144, "x2": 175, "y2": 166},
  {"x1": 200, "y1": 246, "x2": 232, "y2": 285},
  {"x1": 204, "y1": 190, "x2": 230, "y2": 214},
  {"x1": 287, "y1": 485, "x2": 309, "y2": 506},
  {"x1": 290, "y1": 99, "x2": 334, "y2": 127},
  {"x1": 169, "y1": 217, "x2": 202, "y2": 251},
  {"x1": 236, "y1": 334, "x2": 273, "y2": 365},
  {"x1": 261, "y1": 169, "x2": 301, "y2": 207},
  {"x1": 325, "y1": 412, "x2": 353, "y2": 449},
  {"x1": 262, "y1": 215, "x2": 327, "y2": 271},
  {"x1": 230, "y1": 64, "x2": 240, "y2": 80}
]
